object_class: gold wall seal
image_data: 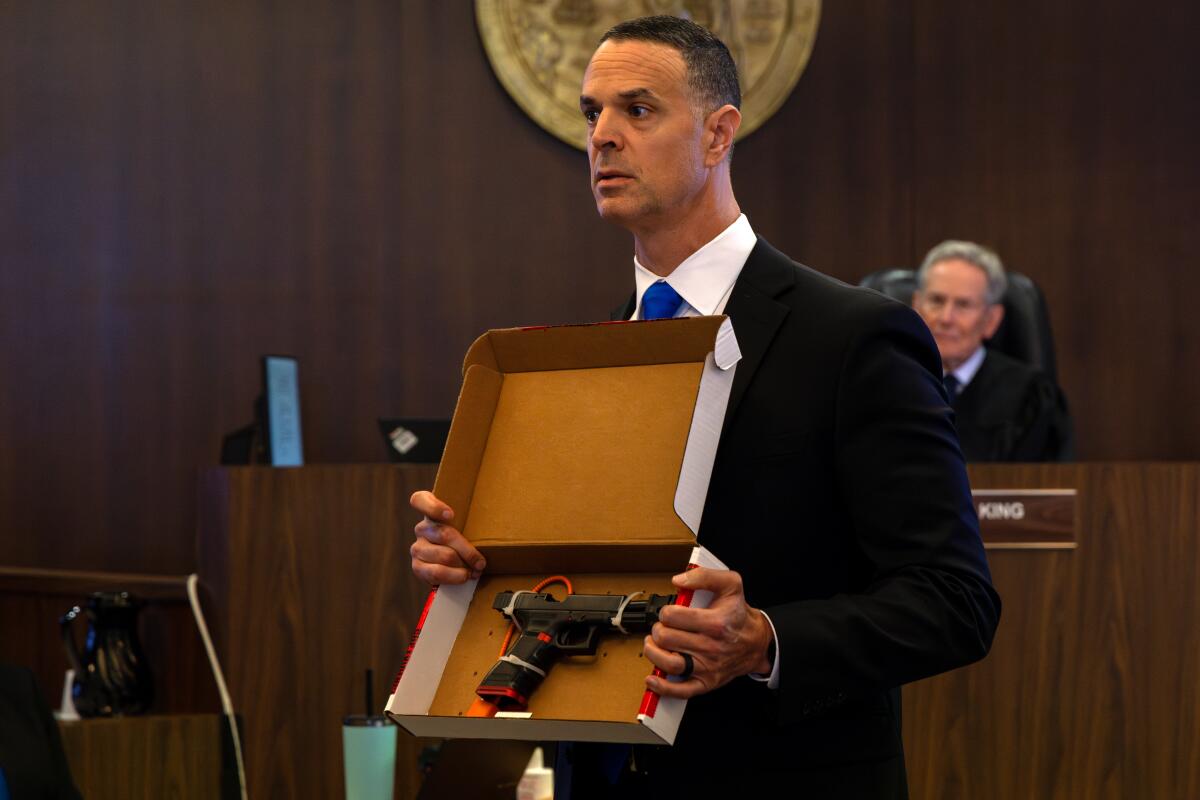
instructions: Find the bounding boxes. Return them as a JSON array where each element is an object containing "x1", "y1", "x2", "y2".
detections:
[{"x1": 476, "y1": 1, "x2": 821, "y2": 150}]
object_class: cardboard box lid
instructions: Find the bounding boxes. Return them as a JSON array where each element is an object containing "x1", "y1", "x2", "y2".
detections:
[{"x1": 432, "y1": 316, "x2": 740, "y2": 556}]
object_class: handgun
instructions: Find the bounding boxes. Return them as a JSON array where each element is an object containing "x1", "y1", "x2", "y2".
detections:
[{"x1": 475, "y1": 590, "x2": 676, "y2": 713}]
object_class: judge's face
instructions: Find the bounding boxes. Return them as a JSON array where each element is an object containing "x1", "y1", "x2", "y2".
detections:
[
  {"x1": 913, "y1": 258, "x2": 1005, "y2": 371},
  {"x1": 580, "y1": 39, "x2": 707, "y2": 231}
]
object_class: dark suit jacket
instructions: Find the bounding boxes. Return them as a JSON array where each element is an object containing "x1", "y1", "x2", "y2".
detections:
[
  {"x1": 598, "y1": 239, "x2": 1000, "y2": 798},
  {"x1": 0, "y1": 665, "x2": 82, "y2": 800},
  {"x1": 952, "y1": 348, "x2": 1073, "y2": 462}
]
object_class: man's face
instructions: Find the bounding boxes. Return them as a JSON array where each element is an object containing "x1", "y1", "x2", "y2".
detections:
[
  {"x1": 913, "y1": 258, "x2": 1005, "y2": 370},
  {"x1": 580, "y1": 39, "x2": 708, "y2": 230}
]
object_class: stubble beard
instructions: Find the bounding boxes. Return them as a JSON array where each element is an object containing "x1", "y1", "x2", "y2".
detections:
[{"x1": 595, "y1": 184, "x2": 663, "y2": 230}]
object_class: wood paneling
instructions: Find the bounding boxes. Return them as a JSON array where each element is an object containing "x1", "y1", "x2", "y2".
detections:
[
  {"x1": 0, "y1": 566, "x2": 190, "y2": 598},
  {"x1": 3, "y1": 1, "x2": 1194, "y2": 582},
  {"x1": 904, "y1": 463, "x2": 1200, "y2": 799},
  {"x1": 197, "y1": 464, "x2": 437, "y2": 800},
  {"x1": 1, "y1": 2, "x2": 1198, "y2": 790},
  {"x1": 59, "y1": 714, "x2": 235, "y2": 800},
  {"x1": 0, "y1": 569, "x2": 218, "y2": 715},
  {"x1": 910, "y1": 2, "x2": 1200, "y2": 460}
]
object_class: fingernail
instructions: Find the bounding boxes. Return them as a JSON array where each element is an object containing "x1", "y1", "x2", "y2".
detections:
[
  {"x1": 441, "y1": 509, "x2": 453, "y2": 521},
  {"x1": 672, "y1": 573, "x2": 688, "y2": 586},
  {"x1": 474, "y1": 559, "x2": 486, "y2": 571},
  {"x1": 470, "y1": 570, "x2": 482, "y2": 580}
]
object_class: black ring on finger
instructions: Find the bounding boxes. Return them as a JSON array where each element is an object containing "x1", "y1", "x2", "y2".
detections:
[{"x1": 678, "y1": 651, "x2": 694, "y2": 680}]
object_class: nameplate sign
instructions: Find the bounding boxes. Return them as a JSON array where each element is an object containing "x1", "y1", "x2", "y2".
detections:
[{"x1": 972, "y1": 489, "x2": 1077, "y2": 549}]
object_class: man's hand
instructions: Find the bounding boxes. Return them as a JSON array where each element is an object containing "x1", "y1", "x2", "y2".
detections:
[
  {"x1": 409, "y1": 490, "x2": 486, "y2": 586},
  {"x1": 643, "y1": 567, "x2": 774, "y2": 699}
]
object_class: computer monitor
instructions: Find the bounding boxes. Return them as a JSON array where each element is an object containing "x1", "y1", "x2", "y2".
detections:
[
  {"x1": 219, "y1": 355, "x2": 306, "y2": 466},
  {"x1": 263, "y1": 355, "x2": 304, "y2": 467}
]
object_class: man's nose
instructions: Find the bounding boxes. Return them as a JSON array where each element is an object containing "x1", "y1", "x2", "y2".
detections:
[{"x1": 589, "y1": 109, "x2": 622, "y2": 150}]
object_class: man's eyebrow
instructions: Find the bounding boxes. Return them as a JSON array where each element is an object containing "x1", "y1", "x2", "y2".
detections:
[{"x1": 578, "y1": 88, "x2": 659, "y2": 108}]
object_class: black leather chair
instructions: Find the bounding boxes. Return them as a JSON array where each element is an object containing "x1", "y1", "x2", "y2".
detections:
[{"x1": 858, "y1": 268, "x2": 1058, "y2": 381}]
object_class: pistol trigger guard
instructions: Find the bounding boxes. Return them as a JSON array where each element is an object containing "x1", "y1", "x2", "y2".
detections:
[{"x1": 554, "y1": 625, "x2": 600, "y2": 655}]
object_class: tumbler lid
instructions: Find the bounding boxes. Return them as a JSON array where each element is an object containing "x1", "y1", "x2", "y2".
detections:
[{"x1": 343, "y1": 714, "x2": 391, "y2": 727}]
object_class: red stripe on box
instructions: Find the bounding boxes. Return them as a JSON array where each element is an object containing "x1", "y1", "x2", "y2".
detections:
[
  {"x1": 638, "y1": 563, "x2": 699, "y2": 718},
  {"x1": 392, "y1": 587, "x2": 438, "y2": 693}
]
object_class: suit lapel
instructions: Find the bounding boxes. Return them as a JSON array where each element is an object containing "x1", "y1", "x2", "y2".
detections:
[
  {"x1": 722, "y1": 238, "x2": 795, "y2": 423},
  {"x1": 608, "y1": 237, "x2": 794, "y2": 422}
]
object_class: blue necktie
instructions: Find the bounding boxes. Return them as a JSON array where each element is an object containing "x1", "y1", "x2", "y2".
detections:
[
  {"x1": 641, "y1": 280, "x2": 684, "y2": 320},
  {"x1": 943, "y1": 373, "x2": 960, "y2": 401}
]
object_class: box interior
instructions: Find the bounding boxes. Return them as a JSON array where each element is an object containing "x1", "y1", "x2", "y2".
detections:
[
  {"x1": 428, "y1": 570, "x2": 684, "y2": 723},
  {"x1": 447, "y1": 362, "x2": 704, "y2": 555}
]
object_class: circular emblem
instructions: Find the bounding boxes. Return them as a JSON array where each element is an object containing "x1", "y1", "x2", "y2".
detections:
[{"x1": 476, "y1": 1, "x2": 821, "y2": 150}]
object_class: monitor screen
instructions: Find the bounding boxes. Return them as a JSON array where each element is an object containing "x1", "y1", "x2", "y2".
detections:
[{"x1": 263, "y1": 355, "x2": 304, "y2": 467}]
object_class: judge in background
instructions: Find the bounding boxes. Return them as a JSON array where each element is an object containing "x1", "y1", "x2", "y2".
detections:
[{"x1": 912, "y1": 240, "x2": 1073, "y2": 461}]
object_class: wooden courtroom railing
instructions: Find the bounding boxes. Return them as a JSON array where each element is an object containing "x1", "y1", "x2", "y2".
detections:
[
  {"x1": 904, "y1": 463, "x2": 1200, "y2": 799},
  {"x1": 58, "y1": 714, "x2": 235, "y2": 799},
  {"x1": 196, "y1": 463, "x2": 1200, "y2": 799},
  {"x1": 197, "y1": 464, "x2": 437, "y2": 800},
  {"x1": 0, "y1": 567, "x2": 217, "y2": 715}
]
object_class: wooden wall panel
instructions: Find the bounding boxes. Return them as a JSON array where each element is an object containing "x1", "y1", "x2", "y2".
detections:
[
  {"x1": 59, "y1": 714, "x2": 234, "y2": 800},
  {"x1": 0, "y1": 0, "x2": 1191, "y2": 565},
  {"x1": 0, "y1": 571, "x2": 219, "y2": 714},
  {"x1": 197, "y1": 464, "x2": 437, "y2": 800},
  {"x1": 733, "y1": 3, "x2": 916, "y2": 276},
  {"x1": 910, "y1": 2, "x2": 1200, "y2": 460},
  {"x1": 1, "y1": 0, "x2": 1197, "y2": 737},
  {"x1": 904, "y1": 464, "x2": 1200, "y2": 799}
]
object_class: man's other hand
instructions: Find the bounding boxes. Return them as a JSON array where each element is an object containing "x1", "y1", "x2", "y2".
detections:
[
  {"x1": 643, "y1": 567, "x2": 774, "y2": 698},
  {"x1": 409, "y1": 490, "x2": 486, "y2": 585}
]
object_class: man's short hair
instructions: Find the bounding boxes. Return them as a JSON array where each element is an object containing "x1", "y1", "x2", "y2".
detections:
[
  {"x1": 599, "y1": 15, "x2": 741, "y2": 115},
  {"x1": 917, "y1": 240, "x2": 1009, "y2": 305}
]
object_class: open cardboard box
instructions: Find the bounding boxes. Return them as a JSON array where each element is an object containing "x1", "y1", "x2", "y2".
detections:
[{"x1": 385, "y1": 315, "x2": 741, "y2": 744}]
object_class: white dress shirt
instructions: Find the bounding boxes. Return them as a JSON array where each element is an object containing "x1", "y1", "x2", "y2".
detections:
[
  {"x1": 629, "y1": 213, "x2": 782, "y2": 689},
  {"x1": 632, "y1": 213, "x2": 757, "y2": 319},
  {"x1": 946, "y1": 345, "x2": 987, "y2": 395}
]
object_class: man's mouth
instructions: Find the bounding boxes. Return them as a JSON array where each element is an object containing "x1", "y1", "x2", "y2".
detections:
[{"x1": 595, "y1": 169, "x2": 633, "y2": 185}]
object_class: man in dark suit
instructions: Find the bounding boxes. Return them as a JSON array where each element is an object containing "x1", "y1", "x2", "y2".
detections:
[
  {"x1": 409, "y1": 16, "x2": 999, "y2": 798},
  {"x1": 912, "y1": 240, "x2": 1073, "y2": 461}
]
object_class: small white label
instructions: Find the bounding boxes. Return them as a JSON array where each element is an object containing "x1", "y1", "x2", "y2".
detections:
[
  {"x1": 389, "y1": 427, "x2": 420, "y2": 455},
  {"x1": 977, "y1": 501, "x2": 1026, "y2": 520}
]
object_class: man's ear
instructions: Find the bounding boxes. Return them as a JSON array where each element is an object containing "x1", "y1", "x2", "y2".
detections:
[
  {"x1": 704, "y1": 104, "x2": 742, "y2": 166},
  {"x1": 983, "y1": 303, "x2": 1005, "y2": 339}
]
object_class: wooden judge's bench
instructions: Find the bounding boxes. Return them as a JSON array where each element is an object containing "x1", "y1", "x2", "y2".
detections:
[{"x1": 194, "y1": 463, "x2": 1200, "y2": 798}]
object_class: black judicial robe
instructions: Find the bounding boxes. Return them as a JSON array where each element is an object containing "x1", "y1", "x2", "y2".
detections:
[{"x1": 951, "y1": 348, "x2": 1073, "y2": 462}]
